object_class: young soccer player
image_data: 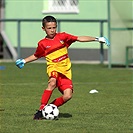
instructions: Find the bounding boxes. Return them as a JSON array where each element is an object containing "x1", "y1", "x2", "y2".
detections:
[{"x1": 16, "y1": 15, "x2": 110, "y2": 120}]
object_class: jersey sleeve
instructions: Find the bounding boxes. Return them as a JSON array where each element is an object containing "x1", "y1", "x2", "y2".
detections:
[
  {"x1": 61, "y1": 32, "x2": 78, "y2": 47},
  {"x1": 34, "y1": 42, "x2": 45, "y2": 58}
]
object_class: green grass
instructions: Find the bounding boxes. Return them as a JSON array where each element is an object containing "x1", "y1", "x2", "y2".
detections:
[{"x1": 0, "y1": 62, "x2": 133, "y2": 133}]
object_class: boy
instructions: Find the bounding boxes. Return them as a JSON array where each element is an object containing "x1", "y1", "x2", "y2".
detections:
[{"x1": 16, "y1": 15, "x2": 110, "y2": 120}]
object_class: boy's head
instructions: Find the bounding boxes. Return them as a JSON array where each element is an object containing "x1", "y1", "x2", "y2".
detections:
[
  {"x1": 42, "y1": 16, "x2": 57, "y2": 28},
  {"x1": 42, "y1": 16, "x2": 57, "y2": 39}
]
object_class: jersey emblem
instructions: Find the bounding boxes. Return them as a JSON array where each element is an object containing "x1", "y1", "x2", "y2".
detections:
[
  {"x1": 60, "y1": 40, "x2": 64, "y2": 44},
  {"x1": 46, "y1": 46, "x2": 51, "y2": 49}
]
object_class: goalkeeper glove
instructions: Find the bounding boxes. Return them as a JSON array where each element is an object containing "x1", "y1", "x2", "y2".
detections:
[
  {"x1": 95, "y1": 37, "x2": 110, "y2": 46},
  {"x1": 16, "y1": 59, "x2": 26, "y2": 69}
]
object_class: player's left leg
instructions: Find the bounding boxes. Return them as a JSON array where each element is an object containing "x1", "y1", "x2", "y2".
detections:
[
  {"x1": 51, "y1": 73, "x2": 73, "y2": 107},
  {"x1": 51, "y1": 88, "x2": 73, "y2": 107},
  {"x1": 63, "y1": 88, "x2": 73, "y2": 102}
]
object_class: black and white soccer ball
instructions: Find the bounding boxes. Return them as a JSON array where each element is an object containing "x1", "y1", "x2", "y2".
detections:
[{"x1": 42, "y1": 104, "x2": 59, "y2": 120}]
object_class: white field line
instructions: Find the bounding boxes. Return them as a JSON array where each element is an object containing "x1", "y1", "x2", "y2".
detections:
[{"x1": 0, "y1": 81, "x2": 133, "y2": 86}]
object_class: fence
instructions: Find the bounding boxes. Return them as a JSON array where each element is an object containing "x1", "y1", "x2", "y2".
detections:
[{"x1": 0, "y1": 19, "x2": 107, "y2": 63}]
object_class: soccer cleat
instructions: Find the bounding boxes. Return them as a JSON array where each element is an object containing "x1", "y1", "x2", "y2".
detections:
[{"x1": 33, "y1": 110, "x2": 43, "y2": 120}]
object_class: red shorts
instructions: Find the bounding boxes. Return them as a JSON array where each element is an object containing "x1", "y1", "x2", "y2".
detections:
[{"x1": 50, "y1": 71, "x2": 73, "y2": 94}]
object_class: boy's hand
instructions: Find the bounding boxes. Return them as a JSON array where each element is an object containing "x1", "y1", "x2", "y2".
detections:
[
  {"x1": 95, "y1": 37, "x2": 110, "y2": 46},
  {"x1": 16, "y1": 59, "x2": 26, "y2": 69}
]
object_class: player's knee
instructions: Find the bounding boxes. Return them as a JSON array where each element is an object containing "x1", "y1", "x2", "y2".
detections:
[
  {"x1": 63, "y1": 94, "x2": 72, "y2": 102},
  {"x1": 48, "y1": 78, "x2": 56, "y2": 90},
  {"x1": 49, "y1": 81, "x2": 56, "y2": 88}
]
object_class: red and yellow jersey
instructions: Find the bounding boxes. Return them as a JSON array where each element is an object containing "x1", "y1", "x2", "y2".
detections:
[{"x1": 34, "y1": 32, "x2": 78, "y2": 79}]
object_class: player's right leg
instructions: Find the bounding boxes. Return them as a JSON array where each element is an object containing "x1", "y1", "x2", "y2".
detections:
[
  {"x1": 33, "y1": 78, "x2": 56, "y2": 120},
  {"x1": 33, "y1": 72, "x2": 57, "y2": 120},
  {"x1": 40, "y1": 77, "x2": 57, "y2": 110}
]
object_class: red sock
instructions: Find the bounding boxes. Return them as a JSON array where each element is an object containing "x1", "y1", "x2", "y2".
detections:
[
  {"x1": 51, "y1": 96, "x2": 65, "y2": 107},
  {"x1": 39, "y1": 90, "x2": 52, "y2": 110}
]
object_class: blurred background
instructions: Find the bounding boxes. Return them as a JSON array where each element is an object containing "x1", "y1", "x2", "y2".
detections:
[{"x1": 0, "y1": 0, "x2": 132, "y2": 68}]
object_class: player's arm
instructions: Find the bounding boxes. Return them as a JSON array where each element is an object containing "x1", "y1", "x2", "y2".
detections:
[
  {"x1": 16, "y1": 54, "x2": 38, "y2": 69},
  {"x1": 24, "y1": 54, "x2": 38, "y2": 63},
  {"x1": 77, "y1": 36, "x2": 96, "y2": 42},
  {"x1": 77, "y1": 36, "x2": 110, "y2": 46}
]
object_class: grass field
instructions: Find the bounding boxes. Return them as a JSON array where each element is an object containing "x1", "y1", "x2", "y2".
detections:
[{"x1": 0, "y1": 62, "x2": 133, "y2": 133}]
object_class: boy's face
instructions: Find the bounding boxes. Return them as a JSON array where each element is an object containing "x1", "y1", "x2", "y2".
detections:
[{"x1": 42, "y1": 22, "x2": 57, "y2": 39}]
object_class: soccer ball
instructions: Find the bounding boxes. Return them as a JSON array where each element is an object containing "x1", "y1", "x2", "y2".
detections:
[{"x1": 42, "y1": 104, "x2": 59, "y2": 120}]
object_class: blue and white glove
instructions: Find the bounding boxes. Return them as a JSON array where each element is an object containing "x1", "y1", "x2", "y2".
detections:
[
  {"x1": 16, "y1": 59, "x2": 26, "y2": 69},
  {"x1": 95, "y1": 37, "x2": 110, "y2": 46}
]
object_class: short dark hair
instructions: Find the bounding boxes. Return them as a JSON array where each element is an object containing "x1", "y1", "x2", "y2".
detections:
[{"x1": 42, "y1": 16, "x2": 57, "y2": 27}]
